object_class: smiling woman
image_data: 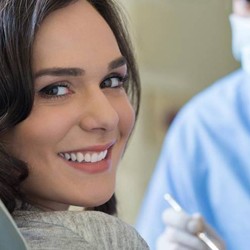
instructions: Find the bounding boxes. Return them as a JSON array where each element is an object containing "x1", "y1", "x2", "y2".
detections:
[{"x1": 0, "y1": 0, "x2": 148, "y2": 249}]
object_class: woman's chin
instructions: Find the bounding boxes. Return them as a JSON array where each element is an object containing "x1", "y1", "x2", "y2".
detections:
[{"x1": 73, "y1": 191, "x2": 115, "y2": 209}]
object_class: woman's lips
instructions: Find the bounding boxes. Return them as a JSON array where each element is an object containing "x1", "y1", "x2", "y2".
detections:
[
  {"x1": 59, "y1": 150, "x2": 108, "y2": 163},
  {"x1": 58, "y1": 142, "x2": 115, "y2": 173}
]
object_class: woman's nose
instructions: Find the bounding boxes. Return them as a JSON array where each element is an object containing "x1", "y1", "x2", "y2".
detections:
[{"x1": 78, "y1": 89, "x2": 119, "y2": 132}]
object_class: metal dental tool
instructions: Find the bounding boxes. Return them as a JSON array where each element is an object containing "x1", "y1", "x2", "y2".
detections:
[{"x1": 164, "y1": 193, "x2": 220, "y2": 250}]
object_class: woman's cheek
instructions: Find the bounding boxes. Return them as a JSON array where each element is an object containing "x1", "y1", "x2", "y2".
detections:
[{"x1": 117, "y1": 97, "x2": 135, "y2": 138}]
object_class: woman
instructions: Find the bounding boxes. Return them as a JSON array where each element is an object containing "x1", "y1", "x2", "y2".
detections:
[{"x1": 0, "y1": 0, "x2": 148, "y2": 249}]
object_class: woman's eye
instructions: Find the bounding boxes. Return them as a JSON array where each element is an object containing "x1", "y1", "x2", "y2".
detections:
[
  {"x1": 39, "y1": 83, "x2": 71, "y2": 98},
  {"x1": 100, "y1": 75, "x2": 128, "y2": 89}
]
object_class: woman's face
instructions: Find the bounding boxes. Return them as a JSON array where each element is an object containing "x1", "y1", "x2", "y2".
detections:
[
  {"x1": 2, "y1": 0, "x2": 135, "y2": 210},
  {"x1": 233, "y1": 0, "x2": 250, "y2": 17}
]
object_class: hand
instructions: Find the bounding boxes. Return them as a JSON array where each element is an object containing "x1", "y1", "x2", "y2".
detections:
[{"x1": 156, "y1": 208, "x2": 225, "y2": 250}]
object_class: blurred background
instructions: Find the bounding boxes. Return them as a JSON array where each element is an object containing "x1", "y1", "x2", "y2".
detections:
[{"x1": 116, "y1": 0, "x2": 239, "y2": 225}]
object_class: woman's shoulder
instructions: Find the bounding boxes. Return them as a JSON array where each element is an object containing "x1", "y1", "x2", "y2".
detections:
[{"x1": 13, "y1": 209, "x2": 149, "y2": 250}]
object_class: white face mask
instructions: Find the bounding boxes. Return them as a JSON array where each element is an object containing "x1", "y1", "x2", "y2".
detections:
[{"x1": 229, "y1": 14, "x2": 250, "y2": 73}]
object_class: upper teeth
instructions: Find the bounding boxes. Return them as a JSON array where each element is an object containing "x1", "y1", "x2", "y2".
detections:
[{"x1": 60, "y1": 150, "x2": 108, "y2": 163}]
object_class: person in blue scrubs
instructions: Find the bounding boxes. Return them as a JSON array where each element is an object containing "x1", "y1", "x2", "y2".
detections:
[{"x1": 136, "y1": 0, "x2": 250, "y2": 249}]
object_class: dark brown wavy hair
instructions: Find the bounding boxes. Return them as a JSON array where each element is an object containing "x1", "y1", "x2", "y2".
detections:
[{"x1": 0, "y1": 0, "x2": 140, "y2": 214}]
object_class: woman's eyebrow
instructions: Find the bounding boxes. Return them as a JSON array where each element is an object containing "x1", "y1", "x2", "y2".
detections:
[
  {"x1": 34, "y1": 67, "x2": 85, "y2": 79},
  {"x1": 108, "y1": 56, "x2": 127, "y2": 70},
  {"x1": 34, "y1": 56, "x2": 127, "y2": 79}
]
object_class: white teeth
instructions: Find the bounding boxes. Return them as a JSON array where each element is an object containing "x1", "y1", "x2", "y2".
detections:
[
  {"x1": 85, "y1": 153, "x2": 91, "y2": 162},
  {"x1": 97, "y1": 152, "x2": 103, "y2": 161},
  {"x1": 76, "y1": 152, "x2": 84, "y2": 162},
  {"x1": 70, "y1": 153, "x2": 77, "y2": 162},
  {"x1": 91, "y1": 153, "x2": 98, "y2": 163},
  {"x1": 65, "y1": 153, "x2": 71, "y2": 160},
  {"x1": 60, "y1": 149, "x2": 108, "y2": 163},
  {"x1": 103, "y1": 150, "x2": 108, "y2": 159}
]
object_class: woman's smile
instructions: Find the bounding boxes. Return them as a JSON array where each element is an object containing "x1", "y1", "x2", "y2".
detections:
[{"x1": 58, "y1": 141, "x2": 115, "y2": 173}]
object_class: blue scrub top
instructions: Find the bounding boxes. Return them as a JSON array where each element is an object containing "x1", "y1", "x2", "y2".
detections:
[{"x1": 136, "y1": 69, "x2": 250, "y2": 250}]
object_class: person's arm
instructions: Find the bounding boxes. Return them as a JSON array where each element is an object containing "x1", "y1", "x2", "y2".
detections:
[{"x1": 136, "y1": 105, "x2": 204, "y2": 249}]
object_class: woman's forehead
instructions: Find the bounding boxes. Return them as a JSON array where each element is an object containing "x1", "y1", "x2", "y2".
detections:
[
  {"x1": 32, "y1": 0, "x2": 121, "y2": 73},
  {"x1": 233, "y1": 0, "x2": 250, "y2": 17}
]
